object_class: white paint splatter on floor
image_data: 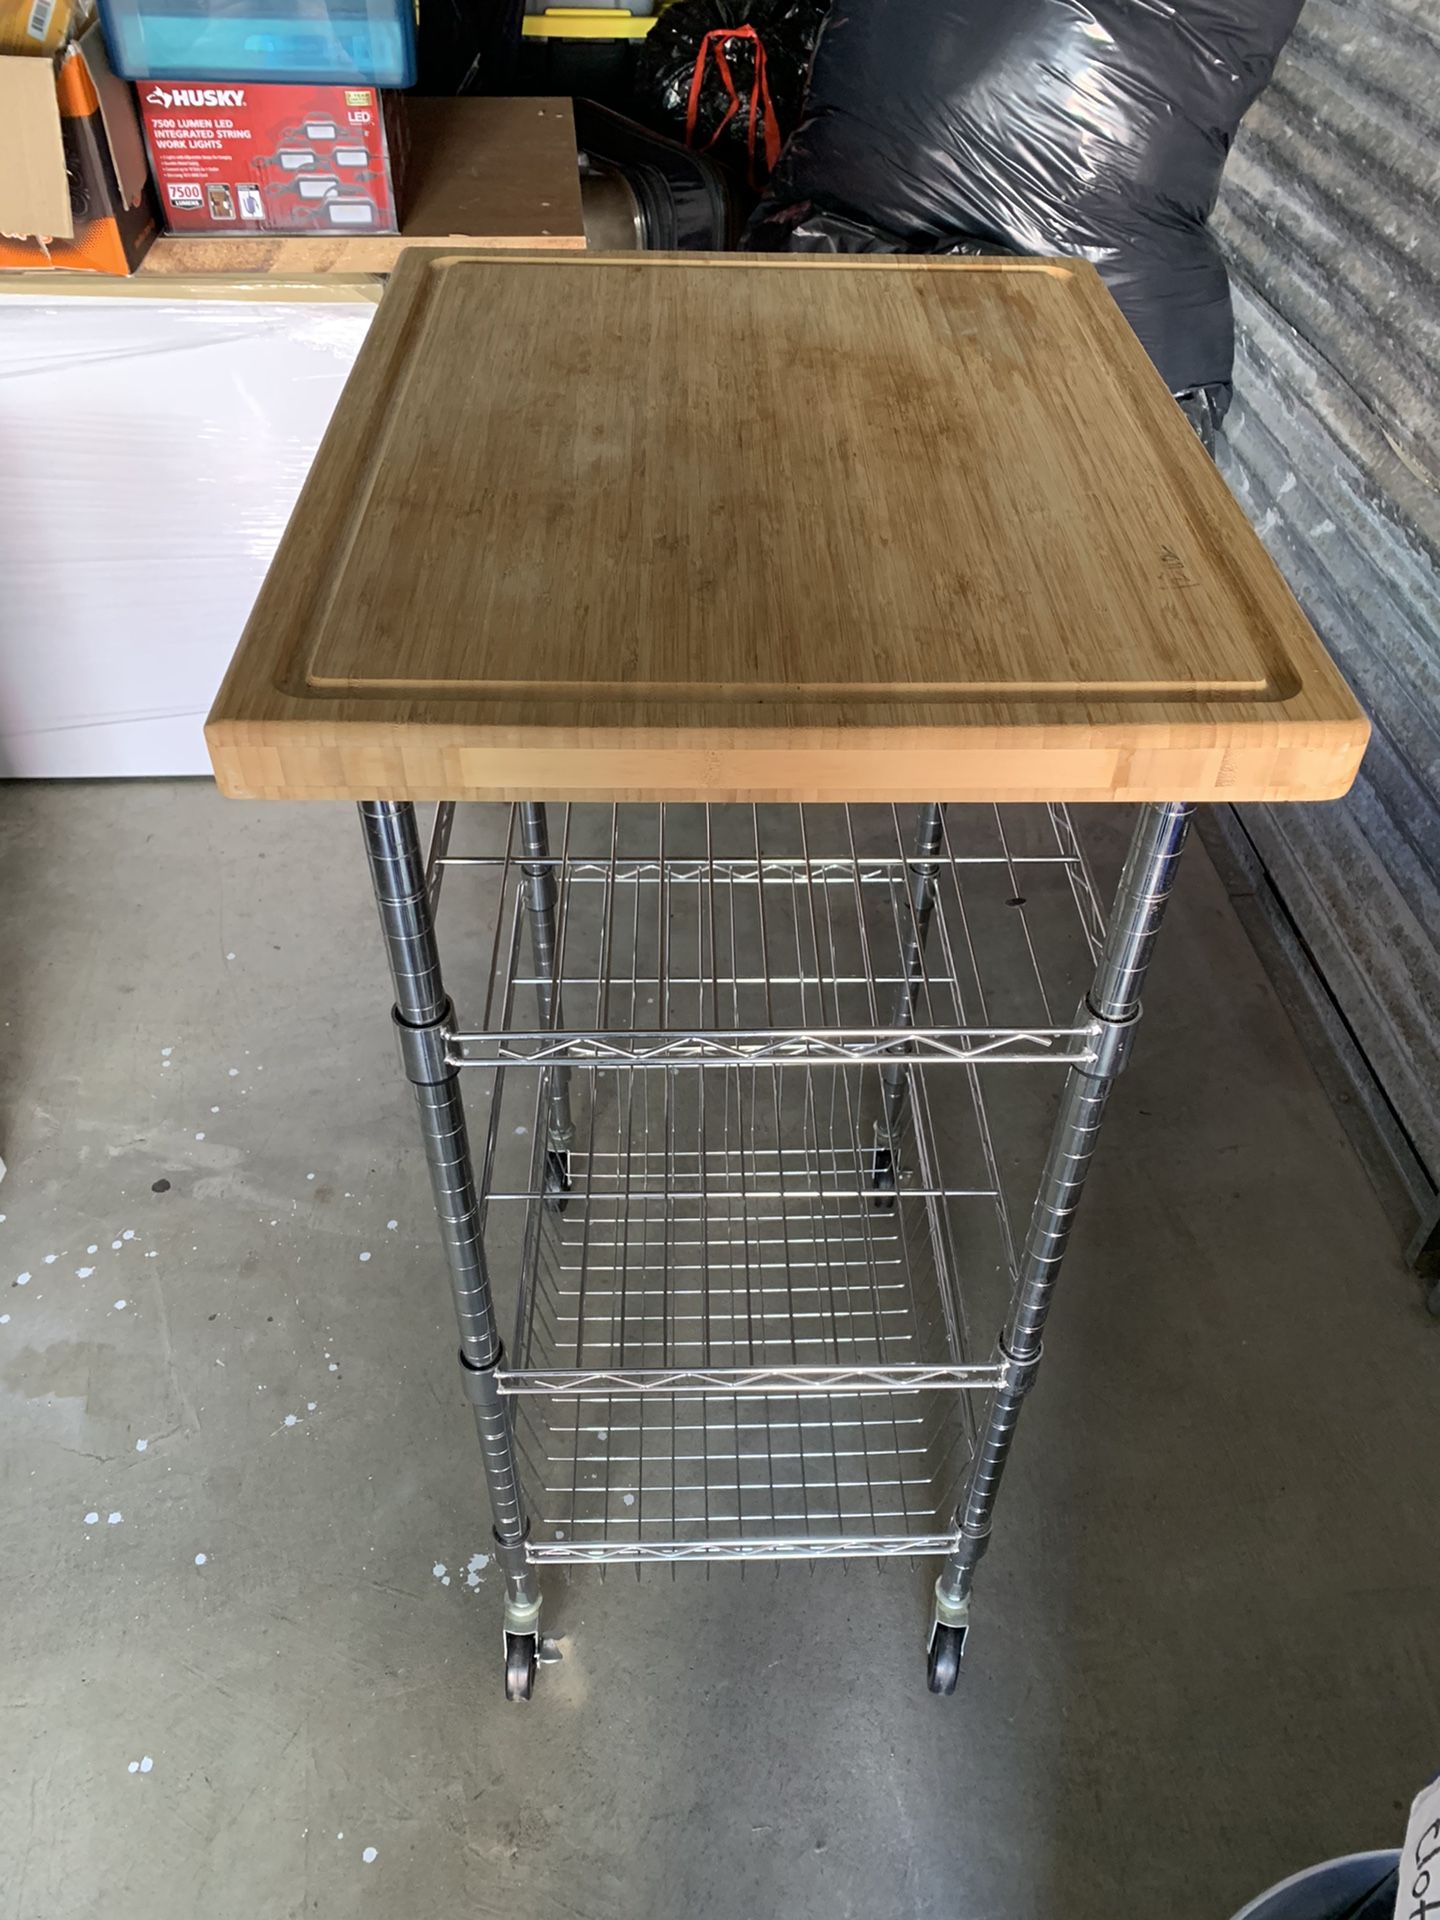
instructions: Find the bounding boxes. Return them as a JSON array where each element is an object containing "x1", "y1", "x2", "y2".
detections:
[
  {"x1": 135, "y1": 1439, "x2": 148, "y2": 1452},
  {"x1": 283, "y1": 1414, "x2": 298, "y2": 1428},
  {"x1": 84, "y1": 1511, "x2": 99, "y2": 1525},
  {"x1": 16, "y1": 1273, "x2": 31, "y2": 1286},
  {"x1": 362, "y1": 1847, "x2": 377, "y2": 1865},
  {"x1": 0, "y1": 1314, "x2": 10, "y2": 1326},
  {"x1": 386, "y1": 1220, "x2": 397, "y2": 1231},
  {"x1": 43, "y1": 1254, "x2": 57, "y2": 1265},
  {"x1": 107, "y1": 1512, "x2": 122, "y2": 1525},
  {"x1": 194, "y1": 1553, "x2": 207, "y2": 1566},
  {"x1": 306, "y1": 1401, "x2": 317, "y2": 1412},
  {"x1": 432, "y1": 1562, "x2": 446, "y2": 1580},
  {"x1": 465, "y1": 1552, "x2": 489, "y2": 1588},
  {"x1": 87, "y1": 1244, "x2": 98, "y2": 1254},
  {"x1": 122, "y1": 1230, "x2": 135, "y2": 1241},
  {"x1": 114, "y1": 1299, "x2": 127, "y2": 1311},
  {"x1": 160, "y1": 1047, "x2": 173, "y2": 1058},
  {"x1": 358, "y1": 1251, "x2": 371, "y2": 1263},
  {"x1": 76, "y1": 1266, "x2": 94, "y2": 1278}
]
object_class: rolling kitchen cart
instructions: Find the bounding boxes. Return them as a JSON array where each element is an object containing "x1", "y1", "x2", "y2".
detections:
[{"x1": 207, "y1": 251, "x2": 1367, "y2": 1698}]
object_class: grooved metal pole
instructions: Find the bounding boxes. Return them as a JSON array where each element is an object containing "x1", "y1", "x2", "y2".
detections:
[
  {"x1": 878, "y1": 802, "x2": 947, "y2": 1141},
  {"x1": 519, "y1": 803, "x2": 576, "y2": 1155},
  {"x1": 936, "y1": 801, "x2": 1194, "y2": 1614},
  {"x1": 360, "y1": 800, "x2": 536, "y2": 1611}
]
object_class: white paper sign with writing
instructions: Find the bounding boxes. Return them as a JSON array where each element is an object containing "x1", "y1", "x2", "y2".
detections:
[{"x1": 1397, "y1": 1776, "x2": 1440, "y2": 1920}]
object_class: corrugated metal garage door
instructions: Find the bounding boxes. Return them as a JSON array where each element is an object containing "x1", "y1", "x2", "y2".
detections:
[{"x1": 1208, "y1": 0, "x2": 1440, "y2": 1253}]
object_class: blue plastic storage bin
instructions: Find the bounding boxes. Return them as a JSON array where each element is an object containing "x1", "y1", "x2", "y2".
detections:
[{"x1": 97, "y1": 0, "x2": 415, "y2": 86}]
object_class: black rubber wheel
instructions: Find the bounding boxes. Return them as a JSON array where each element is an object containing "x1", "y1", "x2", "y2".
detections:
[
  {"x1": 926, "y1": 1623, "x2": 966, "y2": 1695},
  {"x1": 543, "y1": 1148, "x2": 572, "y2": 1215},
  {"x1": 870, "y1": 1143, "x2": 897, "y2": 1212},
  {"x1": 504, "y1": 1632, "x2": 538, "y2": 1701}
]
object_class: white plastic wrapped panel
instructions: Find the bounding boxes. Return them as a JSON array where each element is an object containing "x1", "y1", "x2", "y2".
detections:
[{"x1": 0, "y1": 288, "x2": 375, "y2": 776}]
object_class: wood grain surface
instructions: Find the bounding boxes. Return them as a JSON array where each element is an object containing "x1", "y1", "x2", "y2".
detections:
[
  {"x1": 139, "y1": 100, "x2": 584, "y2": 276},
  {"x1": 207, "y1": 251, "x2": 1368, "y2": 804}
]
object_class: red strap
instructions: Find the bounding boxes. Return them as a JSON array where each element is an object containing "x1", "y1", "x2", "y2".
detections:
[
  {"x1": 685, "y1": 28, "x2": 744, "y2": 154},
  {"x1": 745, "y1": 36, "x2": 781, "y2": 182},
  {"x1": 683, "y1": 24, "x2": 781, "y2": 186}
]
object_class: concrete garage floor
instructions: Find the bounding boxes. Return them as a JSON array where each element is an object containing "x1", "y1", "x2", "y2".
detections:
[{"x1": 1, "y1": 780, "x2": 1437, "y2": 1920}]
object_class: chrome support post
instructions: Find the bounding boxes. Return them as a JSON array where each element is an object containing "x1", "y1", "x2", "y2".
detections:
[
  {"x1": 359, "y1": 802, "x2": 540, "y2": 1642},
  {"x1": 518, "y1": 803, "x2": 576, "y2": 1164},
  {"x1": 932, "y1": 801, "x2": 1194, "y2": 1660},
  {"x1": 872, "y1": 803, "x2": 946, "y2": 1196}
]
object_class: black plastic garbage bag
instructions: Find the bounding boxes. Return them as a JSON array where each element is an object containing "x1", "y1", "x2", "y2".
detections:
[
  {"x1": 745, "y1": 0, "x2": 1303, "y2": 403},
  {"x1": 775, "y1": 209, "x2": 1009, "y2": 258},
  {"x1": 635, "y1": 0, "x2": 828, "y2": 187}
]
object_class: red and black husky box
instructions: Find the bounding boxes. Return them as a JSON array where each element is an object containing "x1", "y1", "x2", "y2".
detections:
[{"x1": 138, "y1": 81, "x2": 404, "y2": 234}]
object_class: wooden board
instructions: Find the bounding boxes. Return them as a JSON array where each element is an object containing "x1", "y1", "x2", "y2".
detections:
[
  {"x1": 207, "y1": 252, "x2": 1369, "y2": 804},
  {"x1": 138, "y1": 100, "x2": 584, "y2": 276}
]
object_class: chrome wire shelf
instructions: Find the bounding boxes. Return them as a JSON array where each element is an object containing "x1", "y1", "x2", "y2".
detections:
[
  {"x1": 435, "y1": 802, "x2": 1105, "y2": 1069},
  {"x1": 489, "y1": 1064, "x2": 990, "y2": 1561},
  {"x1": 514, "y1": 1393, "x2": 975, "y2": 1564}
]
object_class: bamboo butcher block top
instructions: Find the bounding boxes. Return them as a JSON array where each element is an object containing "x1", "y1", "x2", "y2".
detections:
[{"x1": 206, "y1": 251, "x2": 1368, "y2": 804}]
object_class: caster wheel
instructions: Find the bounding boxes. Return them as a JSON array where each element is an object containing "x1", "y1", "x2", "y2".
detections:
[
  {"x1": 504, "y1": 1632, "x2": 538, "y2": 1701},
  {"x1": 870, "y1": 1143, "x2": 897, "y2": 1212},
  {"x1": 926, "y1": 1622, "x2": 967, "y2": 1695},
  {"x1": 543, "y1": 1148, "x2": 572, "y2": 1215}
]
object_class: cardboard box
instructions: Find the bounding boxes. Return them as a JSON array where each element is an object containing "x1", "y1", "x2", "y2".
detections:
[
  {"x1": 0, "y1": 0, "x2": 81, "y2": 58},
  {"x1": 0, "y1": 20, "x2": 157, "y2": 271},
  {"x1": 139, "y1": 82, "x2": 404, "y2": 236}
]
